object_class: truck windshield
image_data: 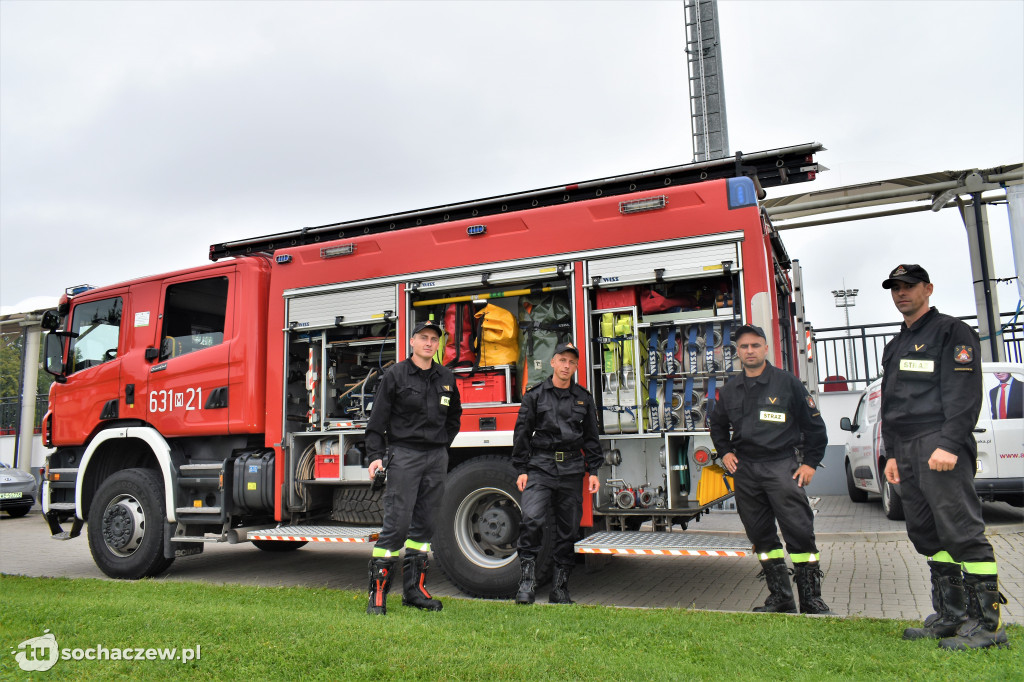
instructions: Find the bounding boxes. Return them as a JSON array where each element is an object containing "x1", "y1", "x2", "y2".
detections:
[{"x1": 68, "y1": 297, "x2": 123, "y2": 373}]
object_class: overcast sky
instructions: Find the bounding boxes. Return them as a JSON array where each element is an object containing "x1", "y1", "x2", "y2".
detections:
[{"x1": 2, "y1": 0, "x2": 1022, "y2": 332}]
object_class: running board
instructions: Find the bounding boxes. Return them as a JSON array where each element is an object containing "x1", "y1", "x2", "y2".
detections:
[
  {"x1": 247, "y1": 525, "x2": 381, "y2": 543},
  {"x1": 575, "y1": 531, "x2": 751, "y2": 557}
]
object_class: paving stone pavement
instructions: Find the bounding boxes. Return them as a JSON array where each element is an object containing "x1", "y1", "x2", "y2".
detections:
[{"x1": 2, "y1": 496, "x2": 1021, "y2": 625}]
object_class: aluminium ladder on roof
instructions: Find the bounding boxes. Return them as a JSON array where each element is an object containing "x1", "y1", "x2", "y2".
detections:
[{"x1": 209, "y1": 142, "x2": 825, "y2": 261}]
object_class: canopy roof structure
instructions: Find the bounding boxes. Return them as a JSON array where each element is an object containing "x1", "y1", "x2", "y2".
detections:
[{"x1": 764, "y1": 163, "x2": 1024, "y2": 362}]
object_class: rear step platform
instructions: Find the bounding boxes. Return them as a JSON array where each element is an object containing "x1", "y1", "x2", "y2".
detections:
[
  {"x1": 575, "y1": 531, "x2": 751, "y2": 557},
  {"x1": 248, "y1": 525, "x2": 381, "y2": 543}
]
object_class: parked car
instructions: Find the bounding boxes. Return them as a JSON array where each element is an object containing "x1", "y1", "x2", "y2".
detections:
[
  {"x1": 840, "y1": 362, "x2": 1024, "y2": 519},
  {"x1": 0, "y1": 461, "x2": 37, "y2": 518}
]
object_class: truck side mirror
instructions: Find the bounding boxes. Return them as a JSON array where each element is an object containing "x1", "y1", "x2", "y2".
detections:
[
  {"x1": 839, "y1": 416, "x2": 853, "y2": 432},
  {"x1": 41, "y1": 309, "x2": 61, "y2": 331},
  {"x1": 43, "y1": 332, "x2": 66, "y2": 381}
]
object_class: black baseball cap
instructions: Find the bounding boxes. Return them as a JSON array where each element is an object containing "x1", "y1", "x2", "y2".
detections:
[
  {"x1": 882, "y1": 264, "x2": 930, "y2": 289},
  {"x1": 553, "y1": 341, "x2": 580, "y2": 357},
  {"x1": 411, "y1": 320, "x2": 443, "y2": 336},
  {"x1": 734, "y1": 324, "x2": 766, "y2": 340}
]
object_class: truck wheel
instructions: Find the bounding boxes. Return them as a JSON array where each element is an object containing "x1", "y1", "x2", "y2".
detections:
[
  {"x1": 252, "y1": 540, "x2": 308, "y2": 552},
  {"x1": 881, "y1": 478, "x2": 905, "y2": 521},
  {"x1": 87, "y1": 468, "x2": 174, "y2": 579},
  {"x1": 846, "y1": 460, "x2": 869, "y2": 503},
  {"x1": 433, "y1": 455, "x2": 552, "y2": 598}
]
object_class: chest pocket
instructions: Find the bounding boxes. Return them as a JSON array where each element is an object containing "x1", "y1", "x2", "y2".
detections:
[
  {"x1": 757, "y1": 398, "x2": 788, "y2": 427},
  {"x1": 570, "y1": 401, "x2": 587, "y2": 425},
  {"x1": 396, "y1": 381, "x2": 425, "y2": 412},
  {"x1": 437, "y1": 385, "x2": 453, "y2": 411},
  {"x1": 722, "y1": 391, "x2": 744, "y2": 424},
  {"x1": 897, "y1": 344, "x2": 939, "y2": 382}
]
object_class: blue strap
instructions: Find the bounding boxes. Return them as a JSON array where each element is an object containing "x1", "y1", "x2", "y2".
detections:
[
  {"x1": 706, "y1": 376, "x2": 717, "y2": 429},
  {"x1": 648, "y1": 327, "x2": 659, "y2": 377},
  {"x1": 722, "y1": 322, "x2": 732, "y2": 372},
  {"x1": 665, "y1": 376, "x2": 675, "y2": 431},
  {"x1": 666, "y1": 328, "x2": 678, "y2": 374},
  {"x1": 682, "y1": 376, "x2": 693, "y2": 430},
  {"x1": 687, "y1": 326, "x2": 699, "y2": 374},
  {"x1": 704, "y1": 324, "x2": 714, "y2": 373},
  {"x1": 648, "y1": 378, "x2": 660, "y2": 433}
]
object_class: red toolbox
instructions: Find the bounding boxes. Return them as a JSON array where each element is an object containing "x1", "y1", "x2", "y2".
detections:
[
  {"x1": 455, "y1": 365, "x2": 512, "y2": 404},
  {"x1": 315, "y1": 454, "x2": 340, "y2": 479}
]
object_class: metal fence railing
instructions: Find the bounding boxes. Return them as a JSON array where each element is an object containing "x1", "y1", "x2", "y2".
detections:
[
  {"x1": 0, "y1": 395, "x2": 49, "y2": 435},
  {"x1": 814, "y1": 310, "x2": 1023, "y2": 392}
]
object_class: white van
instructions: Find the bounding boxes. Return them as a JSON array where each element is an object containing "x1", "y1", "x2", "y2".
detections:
[{"x1": 839, "y1": 362, "x2": 1023, "y2": 519}]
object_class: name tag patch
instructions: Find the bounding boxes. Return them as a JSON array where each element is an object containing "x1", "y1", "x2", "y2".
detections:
[
  {"x1": 900, "y1": 359, "x2": 935, "y2": 373},
  {"x1": 760, "y1": 410, "x2": 786, "y2": 423}
]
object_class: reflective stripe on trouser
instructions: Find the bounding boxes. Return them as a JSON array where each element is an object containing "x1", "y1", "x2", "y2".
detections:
[
  {"x1": 374, "y1": 444, "x2": 448, "y2": 553},
  {"x1": 405, "y1": 539, "x2": 431, "y2": 553},
  {"x1": 733, "y1": 455, "x2": 818, "y2": 557},
  {"x1": 930, "y1": 551, "x2": 957, "y2": 565},
  {"x1": 892, "y1": 431, "x2": 995, "y2": 563},
  {"x1": 790, "y1": 552, "x2": 820, "y2": 564},
  {"x1": 517, "y1": 470, "x2": 583, "y2": 569}
]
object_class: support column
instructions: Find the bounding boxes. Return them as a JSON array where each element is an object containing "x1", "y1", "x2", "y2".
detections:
[
  {"x1": 959, "y1": 194, "x2": 1003, "y2": 362},
  {"x1": 16, "y1": 319, "x2": 41, "y2": 473}
]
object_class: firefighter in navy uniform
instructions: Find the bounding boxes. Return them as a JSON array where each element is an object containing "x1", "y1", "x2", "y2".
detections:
[
  {"x1": 709, "y1": 324, "x2": 832, "y2": 615},
  {"x1": 879, "y1": 264, "x2": 1007, "y2": 650},
  {"x1": 513, "y1": 341, "x2": 602, "y2": 605},
  {"x1": 364, "y1": 320, "x2": 462, "y2": 615}
]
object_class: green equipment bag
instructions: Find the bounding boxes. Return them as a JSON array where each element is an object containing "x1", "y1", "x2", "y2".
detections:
[{"x1": 517, "y1": 293, "x2": 572, "y2": 397}]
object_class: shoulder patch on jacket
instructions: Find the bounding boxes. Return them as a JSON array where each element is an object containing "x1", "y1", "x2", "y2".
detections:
[{"x1": 954, "y1": 345, "x2": 973, "y2": 364}]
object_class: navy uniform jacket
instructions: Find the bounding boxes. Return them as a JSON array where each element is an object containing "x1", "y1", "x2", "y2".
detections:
[
  {"x1": 512, "y1": 378, "x2": 603, "y2": 477},
  {"x1": 709, "y1": 361, "x2": 828, "y2": 468},
  {"x1": 880, "y1": 307, "x2": 982, "y2": 456},
  {"x1": 365, "y1": 356, "x2": 463, "y2": 460}
]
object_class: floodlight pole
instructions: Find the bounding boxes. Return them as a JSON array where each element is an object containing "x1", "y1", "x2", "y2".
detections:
[{"x1": 832, "y1": 285, "x2": 859, "y2": 381}]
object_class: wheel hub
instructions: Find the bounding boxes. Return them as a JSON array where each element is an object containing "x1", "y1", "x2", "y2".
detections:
[
  {"x1": 103, "y1": 504, "x2": 134, "y2": 549},
  {"x1": 101, "y1": 495, "x2": 145, "y2": 556},
  {"x1": 453, "y1": 487, "x2": 520, "y2": 569},
  {"x1": 478, "y1": 507, "x2": 513, "y2": 544}
]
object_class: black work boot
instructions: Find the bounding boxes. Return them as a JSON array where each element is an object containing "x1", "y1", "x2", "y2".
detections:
[
  {"x1": 939, "y1": 572, "x2": 1009, "y2": 650},
  {"x1": 753, "y1": 558, "x2": 797, "y2": 613},
  {"x1": 793, "y1": 562, "x2": 832, "y2": 615},
  {"x1": 367, "y1": 558, "x2": 396, "y2": 615},
  {"x1": 903, "y1": 561, "x2": 967, "y2": 640},
  {"x1": 515, "y1": 558, "x2": 537, "y2": 605},
  {"x1": 549, "y1": 566, "x2": 574, "y2": 604},
  {"x1": 401, "y1": 552, "x2": 443, "y2": 611}
]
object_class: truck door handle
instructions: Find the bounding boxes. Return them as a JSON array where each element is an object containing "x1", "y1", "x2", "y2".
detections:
[{"x1": 973, "y1": 427, "x2": 987, "y2": 433}]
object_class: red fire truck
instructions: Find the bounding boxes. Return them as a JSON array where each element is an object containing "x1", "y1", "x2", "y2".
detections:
[{"x1": 40, "y1": 144, "x2": 823, "y2": 597}]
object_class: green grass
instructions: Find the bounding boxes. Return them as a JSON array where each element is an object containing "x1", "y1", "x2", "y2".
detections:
[{"x1": 1, "y1": 575, "x2": 1018, "y2": 681}]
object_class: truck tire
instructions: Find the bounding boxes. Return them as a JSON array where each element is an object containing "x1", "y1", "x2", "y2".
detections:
[
  {"x1": 252, "y1": 539, "x2": 308, "y2": 552},
  {"x1": 88, "y1": 468, "x2": 174, "y2": 579},
  {"x1": 433, "y1": 455, "x2": 552, "y2": 598},
  {"x1": 331, "y1": 486, "x2": 384, "y2": 525},
  {"x1": 881, "y1": 477, "x2": 905, "y2": 521},
  {"x1": 846, "y1": 460, "x2": 869, "y2": 503}
]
